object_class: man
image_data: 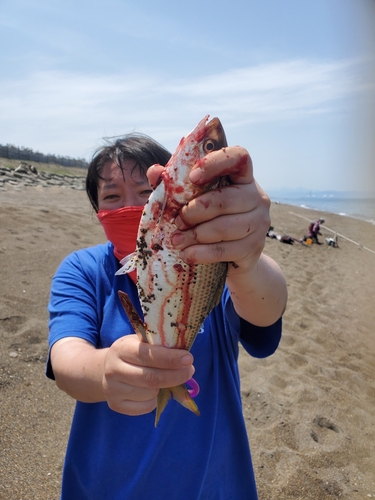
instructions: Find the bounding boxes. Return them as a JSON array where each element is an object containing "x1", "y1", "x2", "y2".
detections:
[
  {"x1": 47, "y1": 131, "x2": 287, "y2": 499},
  {"x1": 308, "y1": 218, "x2": 325, "y2": 244}
]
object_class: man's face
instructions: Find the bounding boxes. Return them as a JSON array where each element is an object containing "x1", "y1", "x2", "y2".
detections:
[{"x1": 97, "y1": 160, "x2": 152, "y2": 211}]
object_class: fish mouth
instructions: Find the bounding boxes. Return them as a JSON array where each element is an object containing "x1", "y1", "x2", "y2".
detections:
[{"x1": 204, "y1": 117, "x2": 228, "y2": 150}]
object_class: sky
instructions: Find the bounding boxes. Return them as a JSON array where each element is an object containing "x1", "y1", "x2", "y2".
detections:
[{"x1": 0, "y1": 0, "x2": 374, "y2": 193}]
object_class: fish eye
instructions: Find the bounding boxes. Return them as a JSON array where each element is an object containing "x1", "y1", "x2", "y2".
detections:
[{"x1": 203, "y1": 139, "x2": 216, "y2": 154}]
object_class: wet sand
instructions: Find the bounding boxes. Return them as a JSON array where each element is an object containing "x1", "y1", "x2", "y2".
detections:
[{"x1": 0, "y1": 180, "x2": 374, "y2": 499}]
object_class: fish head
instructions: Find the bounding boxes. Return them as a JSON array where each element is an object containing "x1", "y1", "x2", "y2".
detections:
[
  {"x1": 196, "y1": 116, "x2": 228, "y2": 154},
  {"x1": 163, "y1": 115, "x2": 228, "y2": 204}
]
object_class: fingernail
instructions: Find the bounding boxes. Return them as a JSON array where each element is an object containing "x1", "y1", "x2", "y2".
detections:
[
  {"x1": 178, "y1": 250, "x2": 195, "y2": 265},
  {"x1": 189, "y1": 167, "x2": 203, "y2": 184},
  {"x1": 171, "y1": 231, "x2": 183, "y2": 248},
  {"x1": 180, "y1": 354, "x2": 193, "y2": 365},
  {"x1": 174, "y1": 215, "x2": 188, "y2": 231}
]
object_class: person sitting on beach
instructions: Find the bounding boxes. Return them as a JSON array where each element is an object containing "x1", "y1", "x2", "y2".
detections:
[
  {"x1": 307, "y1": 218, "x2": 324, "y2": 244},
  {"x1": 46, "y1": 133, "x2": 288, "y2": 499},
  {"x1": 267, "y1": 226, "x2": 294, "y2": 245}
]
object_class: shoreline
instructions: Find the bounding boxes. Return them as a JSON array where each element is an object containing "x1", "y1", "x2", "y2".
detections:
[{"x1": 270, "y1": 198, "x2": 375, "y2": 226}]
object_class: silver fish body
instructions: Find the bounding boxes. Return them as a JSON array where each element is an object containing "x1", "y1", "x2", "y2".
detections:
[{"x1": 118, "y1": 115, "x2": 228, "y2": 424}]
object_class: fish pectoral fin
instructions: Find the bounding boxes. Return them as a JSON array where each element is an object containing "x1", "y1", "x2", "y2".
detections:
[
  {"x1": 117, "y1": 290, "x2": 148, "y2": 343},
  {"x1": 155, "y1": 385, "x2": 200, "y2": 427},
  {"x1": 115, "y1": 252, "x2": 137, "y2": 276}
]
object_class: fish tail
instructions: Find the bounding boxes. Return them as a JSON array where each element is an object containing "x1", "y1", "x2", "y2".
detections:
[{"x1": 155, "y1": 384, "x2": 200, "y2": 427}]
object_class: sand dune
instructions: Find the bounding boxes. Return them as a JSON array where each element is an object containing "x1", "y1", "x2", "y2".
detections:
[{"x1": 0, "y1": 182, "x2": 374, "y2": 499}]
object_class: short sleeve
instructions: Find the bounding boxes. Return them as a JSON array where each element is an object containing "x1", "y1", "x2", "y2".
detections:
[
  {"x1": 46, "y1": 248, "x2": 107, "y2": 379},
  {"x1": 239, "y1": 317, "x2": 282, "y2": 358}
]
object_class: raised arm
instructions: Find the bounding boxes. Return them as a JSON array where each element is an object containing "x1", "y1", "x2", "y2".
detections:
[{"x1": 154, "y1": 145, "x2": 287, "y2": 326}]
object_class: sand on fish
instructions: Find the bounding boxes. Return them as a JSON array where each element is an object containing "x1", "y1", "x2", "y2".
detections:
[{"x1": 0, "y1": 176, "x2": 374, "y2": 499}]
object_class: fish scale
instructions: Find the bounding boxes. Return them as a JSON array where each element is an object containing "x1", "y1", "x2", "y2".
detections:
[{"x1": 117, "y1": 115, "x2": 228, "y2": 425}]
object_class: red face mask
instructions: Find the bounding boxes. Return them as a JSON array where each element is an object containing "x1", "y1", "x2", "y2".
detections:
[{"x1": 97, "y1": 206, "x2": 143, "y2": 282}]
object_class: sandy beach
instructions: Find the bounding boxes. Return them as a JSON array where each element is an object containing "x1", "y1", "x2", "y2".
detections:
[{"x1": 1, "y1": 171, "x2": 374, "y2": 499}]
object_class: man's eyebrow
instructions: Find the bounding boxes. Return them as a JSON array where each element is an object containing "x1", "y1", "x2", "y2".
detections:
[
  {"x1": 132, "y1": 178, "x2": 150, "y2": 186},
  {"x1": 100, "y1": 182, "x2": 118, "y2": 191},
  {"x1": 100, "y1": 178, "x2": 150, "y2": 191}
]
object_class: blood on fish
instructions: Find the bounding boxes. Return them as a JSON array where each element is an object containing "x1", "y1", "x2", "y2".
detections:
[
  {"x1": 118, "y1": 115, "x2": 229, "y2": 425},
  {"x1": 173, "y1": 263, "x2": 184, "y2": 272}
]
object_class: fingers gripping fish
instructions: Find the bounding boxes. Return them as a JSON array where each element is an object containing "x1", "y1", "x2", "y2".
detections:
[{"x1": 116, "y1": 116, "x2": 229, "y2": 426}]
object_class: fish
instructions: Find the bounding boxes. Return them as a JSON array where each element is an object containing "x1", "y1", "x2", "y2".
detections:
[{"x1": 116, "y1": 115, "x2": 229, "y2": 426}]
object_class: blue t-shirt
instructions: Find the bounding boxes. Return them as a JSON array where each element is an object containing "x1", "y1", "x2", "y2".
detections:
[{"x1": 47, "y1": 243, "x2": 281, "y2": 500}]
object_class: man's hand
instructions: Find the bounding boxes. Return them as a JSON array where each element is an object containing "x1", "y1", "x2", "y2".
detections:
[
  {"x1": 168, "y1": 146, "x2": 270, "y2": 275},
  {"x1": 103, "y1": 335, "x2": 194, "y2": 415},
  {"x1": 51, "y1": 335, "x2": 194, "y2": 416}
]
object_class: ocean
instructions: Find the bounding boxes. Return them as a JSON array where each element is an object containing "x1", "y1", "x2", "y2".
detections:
[{"x1": 269, "y1": 194, "x2": 375, "y2": 225}]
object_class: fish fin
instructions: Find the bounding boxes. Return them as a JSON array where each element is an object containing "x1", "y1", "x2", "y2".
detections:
[
  {"x1": 115, "y1": 252, "x2": 137, "y2": 276},
  {"x1": 117, "y1": 290, "x2": 148, "y2": 343},
  {"x1": 155, "y1": 384, "x2": 200, "y2": 427}
]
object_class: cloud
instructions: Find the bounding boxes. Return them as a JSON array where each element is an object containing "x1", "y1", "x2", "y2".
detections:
[{"x1": 0, "y1": 58, "x2": 369, "y2": 158}]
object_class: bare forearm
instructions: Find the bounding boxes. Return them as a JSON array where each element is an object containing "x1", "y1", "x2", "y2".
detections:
[
  {"x1": 50, "y1": 335, "x2": 195, "y2": 416},
  {"x1": 226, "y1": 254, "x2": 287, "y2": 327},
  {"x1": 51, "y1": 338, "x2": 108, "y2": 403}
]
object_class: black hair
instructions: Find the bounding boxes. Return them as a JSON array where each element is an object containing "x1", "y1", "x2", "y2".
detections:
[{"x1": 86, "y1": 133, "x2": 172, "y2": 212}]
